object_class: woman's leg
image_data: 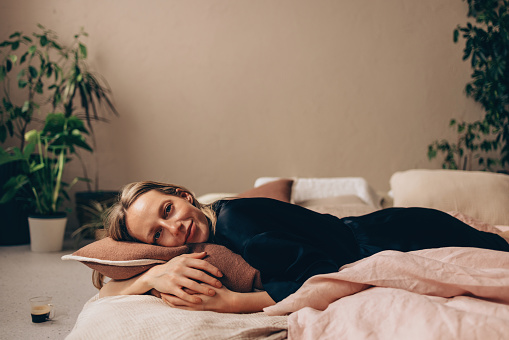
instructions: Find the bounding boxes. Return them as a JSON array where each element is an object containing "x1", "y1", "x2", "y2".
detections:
[{"x1": 343, "y1": 207, "x2": 509, "y2": 258}]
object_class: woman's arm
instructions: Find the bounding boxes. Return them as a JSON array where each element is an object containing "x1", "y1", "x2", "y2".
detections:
[
  {"x1": 232, "y1": 291, "x2": 276, "y2": 313},
  {"x1": 99, "y1": 252, "x2": 223, "y2": 304},
  {"x1": 160, "y1": 286, "x2": 276, "y2": 313}
]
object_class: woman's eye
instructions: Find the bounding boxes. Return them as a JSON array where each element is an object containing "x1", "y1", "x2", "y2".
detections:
[
  {"x1": 154, "y1": 230, "x2": 161, "y2": 241},
  {"x1": 165, "y1": 204, "x2": 173, "y2": 216}
]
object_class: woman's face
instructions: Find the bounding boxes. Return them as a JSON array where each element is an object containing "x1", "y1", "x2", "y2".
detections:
[{"x1": 125, "y1": 190, "x2": 210, "y2": 247}]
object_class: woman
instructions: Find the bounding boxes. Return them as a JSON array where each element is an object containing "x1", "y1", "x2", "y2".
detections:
[{"x1": 98, "y1": 181, "x2": 509, "y2": 313}]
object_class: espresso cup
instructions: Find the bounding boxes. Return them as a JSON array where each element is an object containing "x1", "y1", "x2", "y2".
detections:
[{"x1": 30, "y1": 296, "x2": 54, "y2": 323}]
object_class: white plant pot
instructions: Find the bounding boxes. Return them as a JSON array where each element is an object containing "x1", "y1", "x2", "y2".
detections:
[{"x1": 28, "y1": 214, "x2": 67, "y2": 252}]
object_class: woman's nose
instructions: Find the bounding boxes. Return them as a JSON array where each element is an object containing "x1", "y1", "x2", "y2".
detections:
[{"x1": 163, "y1": 219, "x2": 183, "y2": 235}]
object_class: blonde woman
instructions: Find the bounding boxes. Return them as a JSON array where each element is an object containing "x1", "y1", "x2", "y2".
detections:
[{"x1": 97, "y1": 181, "x2": 509, "y2": 313}]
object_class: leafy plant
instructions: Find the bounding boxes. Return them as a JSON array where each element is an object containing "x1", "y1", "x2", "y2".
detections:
[
  {"x1": 428, "y1": 0, "x2": 509, "y2": 170},
  {"x1": 427, "y1": 119, "x2": 500, "y2": 170},
  {"x1": 0, "y1": 24, "x2": 117, "y2": 189},
  {"x1": 0, "y1": 113, "x2": 91, "y2": 215},
  {"x1": 71, "y1": 199, "x2": 112, "y2": 243}
]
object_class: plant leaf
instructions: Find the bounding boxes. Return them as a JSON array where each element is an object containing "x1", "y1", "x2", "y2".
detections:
[
  {"x1": 79, "y1": 43, "x2": 87, "y2": 59},
  {"x1": 28, "y1": 65, "x2": 38, "y2": 78},
  {"x1": 40, "y1": 35, "x2": 48, "y2": 46},
  {"x1": 0, "y1": 65, "x2": 6, "y2": 82},
  {"x1": 0, "y1": 175, "x2": 29, "y2": 203}
]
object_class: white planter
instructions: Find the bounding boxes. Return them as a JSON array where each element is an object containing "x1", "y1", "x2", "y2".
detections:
[{"x1": 28, "y1": 214, "x2": 67, "y2": 252}]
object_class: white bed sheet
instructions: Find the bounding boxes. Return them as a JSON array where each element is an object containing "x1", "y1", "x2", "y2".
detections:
[{"x1": 66, "y1": 294, "x2": 288, "y2": 340}]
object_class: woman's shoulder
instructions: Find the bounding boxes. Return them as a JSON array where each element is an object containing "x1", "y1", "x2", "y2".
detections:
[
  {"x1": 210, "y1": 197, "x2": 284, "y2": 213},
  {"x1": 214, "y1": 197, "x2": 289, "y2": 209},
  {"x1": 213, "y1": 197, "x2": 306, "y2": 221}
]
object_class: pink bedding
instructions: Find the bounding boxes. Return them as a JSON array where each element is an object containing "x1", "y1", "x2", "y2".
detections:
[{"x1": 264, "y1": 247, "x2": 509, "y2": 339}]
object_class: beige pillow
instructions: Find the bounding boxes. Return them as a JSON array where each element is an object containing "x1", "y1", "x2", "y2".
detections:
[{"x1": 390, "y1": 169, "x2": 509, "y2": 226}]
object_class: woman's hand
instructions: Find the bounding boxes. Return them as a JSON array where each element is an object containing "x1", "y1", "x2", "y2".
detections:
[
  {"x1": 160, "y1": 287, "x2": 276, "y2": 313},
  {"x1": 144, "y1": 252, "x2": 223, "y2": 304},
  {"x1": 160, "y1": 285, "x2": 236, "y2": 313},
  {"x1": 99, "y1": 252, "x2": 223, "y2": 301}
]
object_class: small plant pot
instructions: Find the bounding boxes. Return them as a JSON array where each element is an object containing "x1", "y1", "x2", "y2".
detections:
[{"x1": 28, "y1": 213, "x2": 67, "y2": 252}]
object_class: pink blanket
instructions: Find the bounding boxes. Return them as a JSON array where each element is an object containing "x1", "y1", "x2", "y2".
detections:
[{"x1": 264, "y1": 247, "x2": 509, "y2": 340}]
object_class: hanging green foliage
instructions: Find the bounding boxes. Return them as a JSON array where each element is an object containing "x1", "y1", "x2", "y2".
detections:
[{"x1": 428, "y1": 0, "x2": 509, "y2": 170}]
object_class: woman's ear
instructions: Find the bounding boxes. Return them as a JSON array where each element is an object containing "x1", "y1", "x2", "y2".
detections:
[{"x1": 177, "y1": 190, "x2": 194, "y2": 203}]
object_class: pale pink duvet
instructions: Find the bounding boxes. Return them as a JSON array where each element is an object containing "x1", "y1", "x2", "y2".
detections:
[{"x1": 265, "y1": 247, "x2": 509, "y2": 340}]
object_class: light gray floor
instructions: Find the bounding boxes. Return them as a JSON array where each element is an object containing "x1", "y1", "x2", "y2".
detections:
[{"x1": 0, "y1": 240, "x2": 98, "y2": 340}]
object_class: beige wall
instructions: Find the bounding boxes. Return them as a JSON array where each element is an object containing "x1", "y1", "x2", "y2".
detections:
[{"x1": 1, "y1": 0, "x2": 482, "y2": 199}]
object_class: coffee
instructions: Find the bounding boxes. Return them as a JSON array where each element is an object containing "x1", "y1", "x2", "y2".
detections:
[
  {"x1": 31, "y1": 305, "x2": 51, "y2": 323},
  {"x1": 29, "y1": 296, "x2": 54, "y2": 323}
]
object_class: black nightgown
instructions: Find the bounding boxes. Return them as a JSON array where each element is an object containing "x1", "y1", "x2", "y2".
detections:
[{"x1": 211, "y1": 198, "x2": 509, "y2": 302}]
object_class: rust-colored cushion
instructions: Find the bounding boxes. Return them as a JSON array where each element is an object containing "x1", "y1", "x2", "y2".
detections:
[
  {"x1": 62, "y1": 237, "x2": 263, "y2": 293},
  {"x1": 237, "y1": 179, "x2": 293, "y2": 203},
  {"x1": 197, "y1": 179, "x2": 294, "y2": 204}
]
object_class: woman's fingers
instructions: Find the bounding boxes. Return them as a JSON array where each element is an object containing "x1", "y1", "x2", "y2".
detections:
[
  {"x1": 174, "y1": 289, "x2": 203, "y2": 304},
  {"x1": 147, "y1": 253, "x2": 224, "y2": 300},
  {"x1": 161, "y1": 292, "x2": 204, "y2": 307},
  {"x1": 182, "y1": 288, "x2": 200, "y2": 295},
  {"x1": 154, "y1": 278, "x2": 203, "y2": 304},
  {"x1": 180, "y1": 266, "x2": 223, "y2": 289},
  {"x1": 158, "y1": 265, "x2": 221, "y2": 294},
  {"x1": 171, "y1": 277, "x2": 217, "y2": 299},
  {"x1": 149, "y1": 289, "x2": 162, "y2": 298},
  {"x1": 160, "y1": 286, "x2": 238, "y2": 313},
  {"x1": 181, "y1": 251, "x2": 207, "y2": 259},
  {"x1": 179, "y1": 253, "x2": 224, "y2": 278},
  {"x1": 160, "y1": 293, "x2": 203, "y2": 310},
  {"x1": 163, "y1": 252, "x2": 223, "y2": 288},
  {"x1": 152, "y1": 271, "x2": 218, "y2": 302}
]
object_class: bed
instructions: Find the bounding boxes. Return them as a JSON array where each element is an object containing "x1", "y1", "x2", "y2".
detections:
[{"x1": 63, "y1": 169, "x2": 509, "y2": 340}]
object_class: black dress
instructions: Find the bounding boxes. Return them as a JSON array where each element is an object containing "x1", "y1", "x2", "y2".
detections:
[{"x1": 211, "y1": 198, "x2": 509, "y2": 302}]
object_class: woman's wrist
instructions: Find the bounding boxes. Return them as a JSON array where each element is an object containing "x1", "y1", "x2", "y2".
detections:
[
  {"x1": 230, "y1": 291, "x2": 244, "y2": 313},
  {"x1": 99, "y1": 271, "x2": 153, "y2": 298},
  {"x1": 231, "y1": 291, "x2": 275, "y2": 313},
  {"x1": 140, "y1": 268, "x2": 156, "y2": 290}
]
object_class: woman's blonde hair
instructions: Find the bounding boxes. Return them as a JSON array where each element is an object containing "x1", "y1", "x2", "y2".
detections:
[{"x1": 92, "y1": 180, "x2": 217, "y2": 289}]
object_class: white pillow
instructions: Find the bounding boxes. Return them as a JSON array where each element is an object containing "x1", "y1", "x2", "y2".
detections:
[{"x1": 255, "y1": 177, "x2": 382, "y2": 208}]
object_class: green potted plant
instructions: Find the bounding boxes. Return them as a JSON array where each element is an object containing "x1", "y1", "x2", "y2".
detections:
[
  {"x1": 0, "y1": 24, "x2": 118, "y2": 245},
  {"x1": 0, "y1": 113, "x2": 91, "y2": 251},
  {"x1": 428, "y1": 0, "x2": 509, "y2": 172},
  {"x1": 74, "y1": 189, "x2": 118, "y2": 244},
  {"x1": 71, "y1": 198, "x2": 112, "y2": 247}
]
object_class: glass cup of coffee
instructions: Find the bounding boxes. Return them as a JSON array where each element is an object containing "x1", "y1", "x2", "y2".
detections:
[{"x1": 29, "y1": 296, "x2": 54, "y2": 323}]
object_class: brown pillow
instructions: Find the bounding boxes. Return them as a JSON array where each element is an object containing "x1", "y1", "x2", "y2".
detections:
[
  {"x1": 62, "y1": 237, "x2": 263, "y2": 293},
  {"x1": 237, "y1": 179, "x2": 293, "y2": 203}
]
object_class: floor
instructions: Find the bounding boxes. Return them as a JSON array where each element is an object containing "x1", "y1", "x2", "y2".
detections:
[{"x1": 0, "y1": 238, "x2": 98, "y2": 340}]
